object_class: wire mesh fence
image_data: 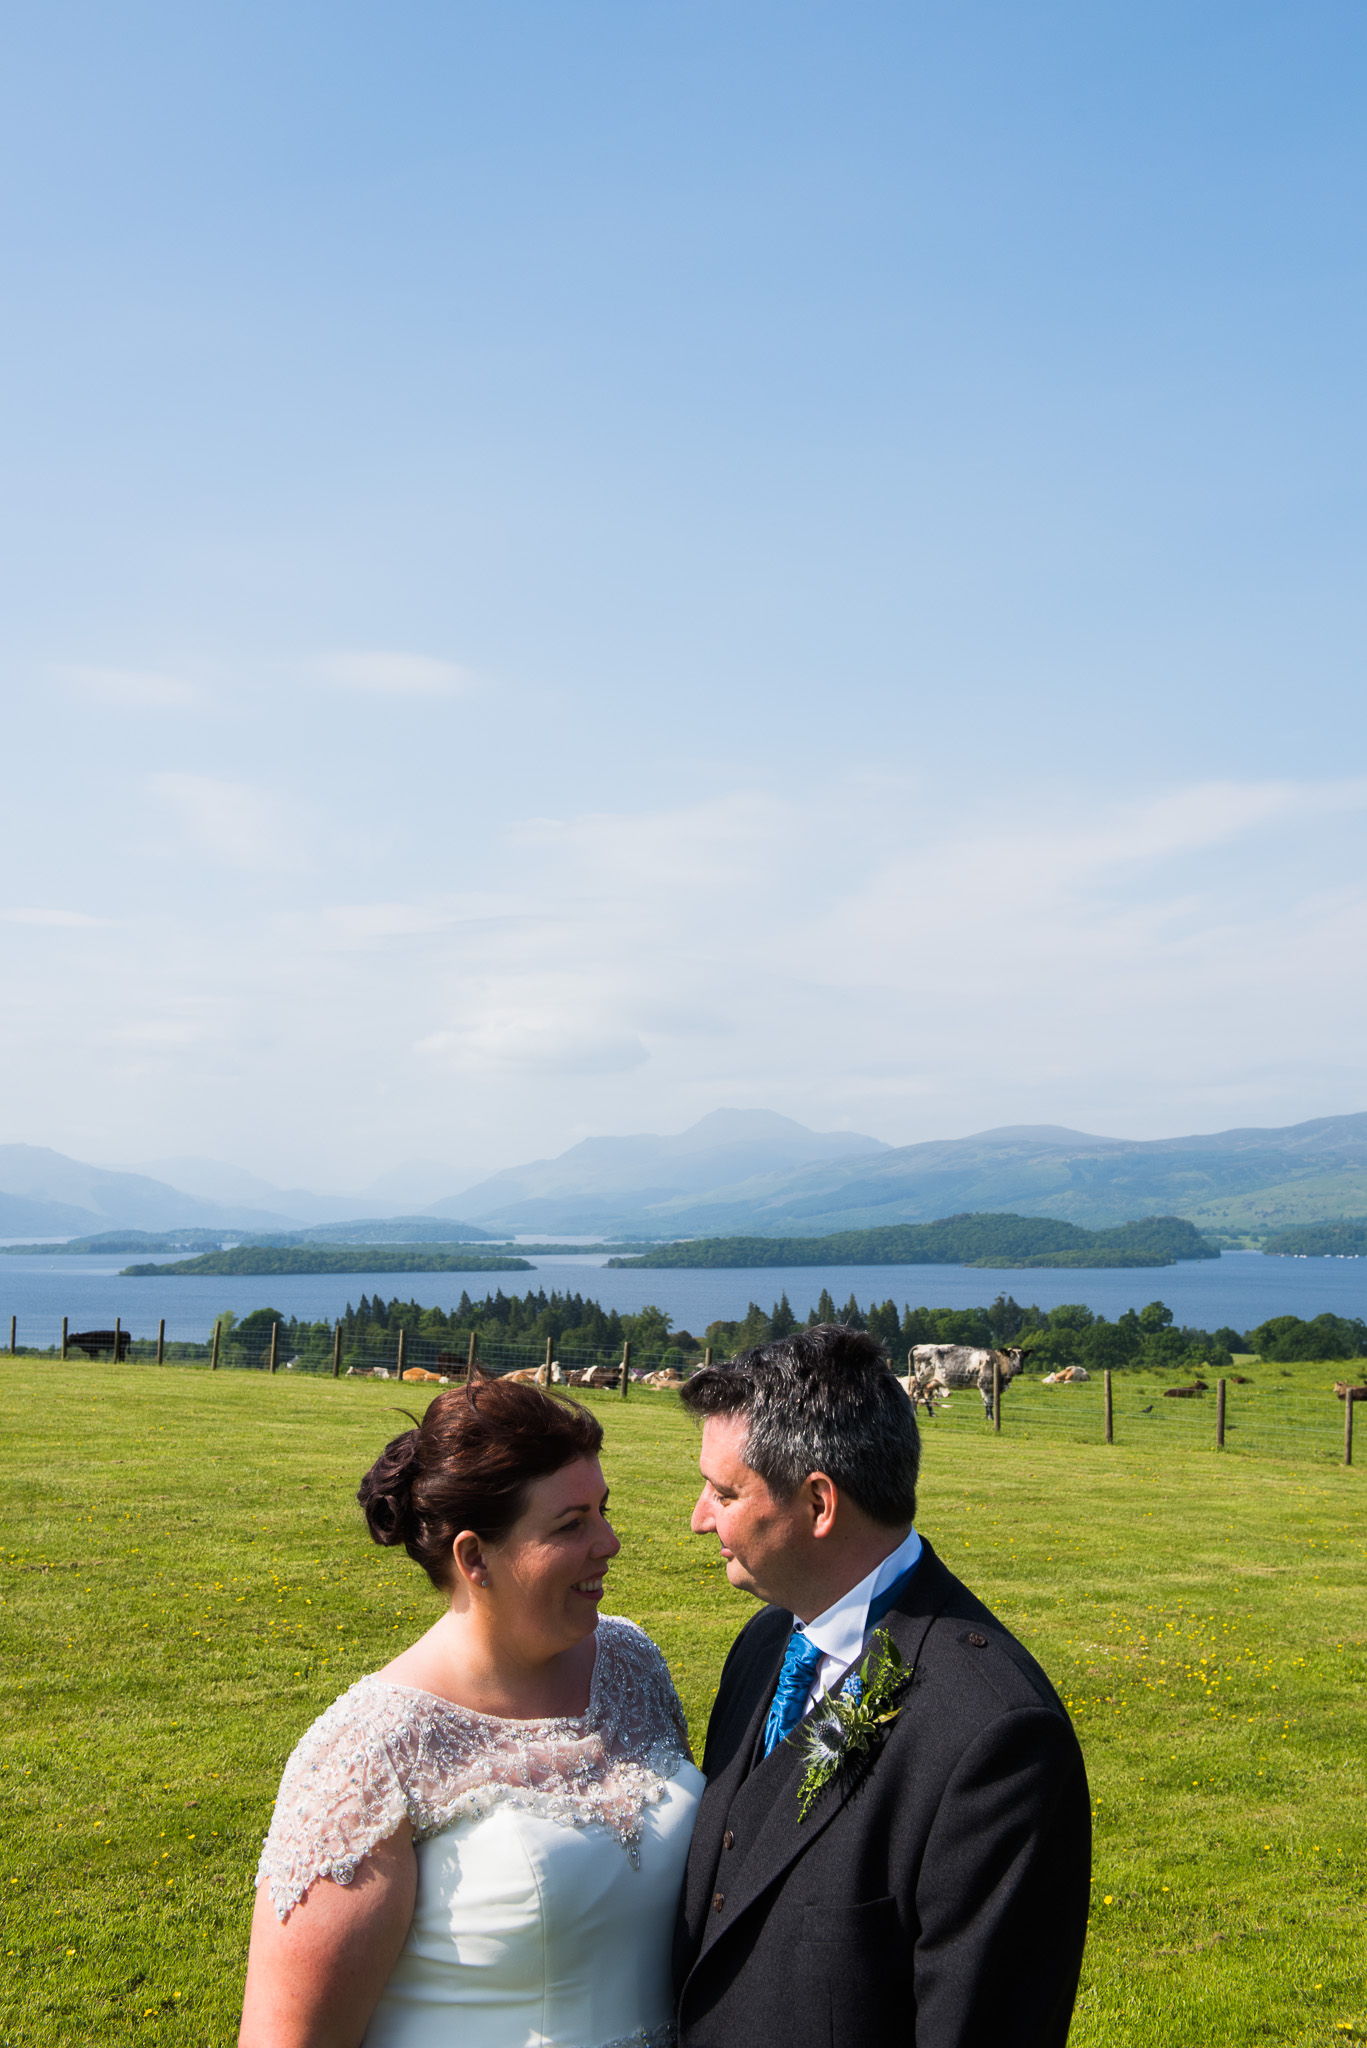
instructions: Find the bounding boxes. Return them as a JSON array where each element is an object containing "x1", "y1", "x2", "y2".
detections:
[
  {"x1": 912, "y1": 1364, "x2": 1359, "y2": 1463},
  {"x1": 4, "y1": 1305, "x2": 1361, "y2": 1465},
  {"x1": 0, "y1": 1311, "x2": 662, "y2": 1387}
]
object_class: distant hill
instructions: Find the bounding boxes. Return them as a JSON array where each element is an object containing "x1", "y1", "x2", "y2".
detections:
[
  {"x1": 1262, "y1": 1220, "x2": 1367, "y2": 1257},
  {"x1": 0, "y1": 1216, "x2": 497, "y2": 1256},
  {"x1": 0, "y1": 1145, "x2": 300, "y2": 1234},
  {"x1": 459, "y1": 1113, "x2": 1367, "y2": 1237},
  {"x1": 239, "y1": 1216, "x2": 496, "y2": 1246},
  {"x1": 428, "y1": 1109, "x2": 888, "y2": 1233},
  {"x1": 1, "y1": 1229, "x2": 236, "y2": 1256},
  {"x1": 15, "y1": 1109, "x2": 1367, "y2": 1244},
  {"x1": 0, "y1": 1191, "x2": 118, "y2": 1238},
  {"x1": 122, "y1": 1248, "x2": 534, "y2": 1277},
  {"x1": 608, "y1": 1214, "x2": 1216, "y2": 1270}
]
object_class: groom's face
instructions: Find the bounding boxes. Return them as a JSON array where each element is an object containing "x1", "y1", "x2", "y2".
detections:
[{"x1": 691, "y1": 1411, "x2": 811, "y2": 1609}]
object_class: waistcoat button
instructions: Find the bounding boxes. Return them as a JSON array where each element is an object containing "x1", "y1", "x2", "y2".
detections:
[
  {"x1": 722, "y1": 1830, "x2": 735, "y2": 1850},
  {"x1": 968, "y1": 1632, "x2": 987, "y2": 1647},
  {"x1": 712, "y1": 1892, "x2": 725, "y2": 1913}
]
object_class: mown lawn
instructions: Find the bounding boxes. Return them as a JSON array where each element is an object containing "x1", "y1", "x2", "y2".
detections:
[{"x1": 0, "y1": 1359, "x2": 1363, "y2": 2046}]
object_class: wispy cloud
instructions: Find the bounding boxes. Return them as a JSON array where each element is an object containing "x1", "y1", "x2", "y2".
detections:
[
  {"x1": 149, "y1": 773, "x2": 302, "y2": 872},
  {"x1": 58, "y1": 664, "x2": 203, "y2": 709},
  {"x1": 305, "y1": 651, "x2": 480, "y2": 698},
  {"x1": 7, "y1": 771, "x2": 1367, "y2": 1177},
  {"x1": 419, "y1": 1012, "x2": 650, "y2": 1076},
  {"x1": 0, "y1": 908, "x2": 106, "y2": 927}
]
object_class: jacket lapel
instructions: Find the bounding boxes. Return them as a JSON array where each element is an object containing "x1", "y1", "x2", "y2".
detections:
[
  {"x1": 677, "y1": 1616, "x2": 790, "y2": 1965},
  {"x1": 690, "y1": 1543, "x2": 956, "y2": 1969}
]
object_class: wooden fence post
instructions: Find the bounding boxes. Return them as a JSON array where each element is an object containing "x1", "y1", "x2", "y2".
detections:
[
  {"x1": 61, "y1": 1316, "x2": 68, "y2": 1361},
  {"x1": 993, "y1": 1356, "x2": 1002, "y2": 1433},
  {"x1": 332, "y1": 1324, "x2": 342, "y2": 1378},
  {"x1": 9, "y1": 1315, "x2": 15, "y2": 1355},
  {"x1": 703, "y1": 1346, "x2": 712, "y2": 1369},
  {"x1": 113, "y1": 1317, "x2": 121, "y2": 1364},
  {"x1": 1346, "y1": 1392, "x2": 1355, "y2": 1469},
  {"x1": 1104, "y1": 1369, "x2": 1113, "y2": 1445},
  {"x1": 467, "y1": 1331, "x2": 478, "y2": 1378},
  {"x1": 268, "y1": 1322, "x2": 279, "y2": 1375},
  {"x1": 619, "y1": 1340, "x2": 631, "y2": 1399},
  {"x1": 210, "y1": 1322, "x2": 220, "y2": 1372},
  {"x1": 542, "y1": 1338, "x2": 552, "y2": 1387},
  {"x1": 396, "y1": 1327, "x2": 406, "y2": 1378},
  {"x1": 157, "y1": 1318, "x2": 165, "y2": 1365},
  {"x1": 1216, "y1": 1378, "x2": 1226, "y2": 1450}
]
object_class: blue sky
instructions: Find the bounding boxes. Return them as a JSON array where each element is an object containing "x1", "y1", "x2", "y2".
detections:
[{"x1": 3, "y1": 2, "x2": 1366, "y2": 1191}]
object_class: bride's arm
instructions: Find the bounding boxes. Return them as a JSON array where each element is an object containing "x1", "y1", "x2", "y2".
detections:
[{"x1": 238, "y1": 1819, "x2": 416, "y2": 2048}]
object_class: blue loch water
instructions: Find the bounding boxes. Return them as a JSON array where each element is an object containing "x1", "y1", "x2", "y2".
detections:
[{"x1": 1, "y1": 1247, "x2": 1363, "y2": 1347}]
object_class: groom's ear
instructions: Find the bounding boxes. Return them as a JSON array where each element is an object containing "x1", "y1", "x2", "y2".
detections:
[{"x1": 805, "y1": 1471, "x2": 840, "y2": 1540}]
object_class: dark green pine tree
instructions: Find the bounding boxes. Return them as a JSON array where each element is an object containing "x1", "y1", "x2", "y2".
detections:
[
  {"x1": 811, "y1": 1288, "x2": 838, "y2": 1325},
  {"x1": 865, "y1": 1298, "x2": 901, "y2": 1349},
  {"x1": 770, "y1": 1292, "x2": 798, "y2": 1338},
  {"x1": 839, "y1": 1294, "x2": 866, "y2": 1330}
]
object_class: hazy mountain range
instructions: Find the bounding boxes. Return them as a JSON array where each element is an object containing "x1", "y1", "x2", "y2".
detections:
[
  {"x1": 3, "y1": 1108, "x2": 1367, "y2": 1240},
  {"x1": 432, "y1": 1110, "x2": 1367, "y2": 1237}
]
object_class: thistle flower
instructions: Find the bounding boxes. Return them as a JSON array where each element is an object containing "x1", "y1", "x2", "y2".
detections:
[
  {"x1": 799, "y1": 1707, "x2": 848, "y2": 1774},
  {"x1": 793, "y1": 1630, "x2": 911, "y2": 1822}
]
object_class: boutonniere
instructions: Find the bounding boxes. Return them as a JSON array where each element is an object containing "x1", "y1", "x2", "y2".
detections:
[{"x1": 793, "y1": 1630, "x2": 912, "y2": 1822}]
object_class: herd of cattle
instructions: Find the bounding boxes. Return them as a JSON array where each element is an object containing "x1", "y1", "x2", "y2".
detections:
[
  {"x1": 302, "y1": 1351, "x2": 1367, "y2": 1411},
  {"x1": 344, "y1": 1362, "x2": 688, "y2": 1390},
  {"x1": 346, "y1": 1345, "x2": 1032, "y2": 1418}
]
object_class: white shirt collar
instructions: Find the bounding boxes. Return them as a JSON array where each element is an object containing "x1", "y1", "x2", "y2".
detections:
[{"x1": 799, "y1": 1523, "x2": 923, "y2": 1674}]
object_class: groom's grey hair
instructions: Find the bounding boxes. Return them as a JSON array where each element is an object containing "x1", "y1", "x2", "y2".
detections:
[{"x1": 680, "y1": 1324, "x2": 919, "y2": 1526}]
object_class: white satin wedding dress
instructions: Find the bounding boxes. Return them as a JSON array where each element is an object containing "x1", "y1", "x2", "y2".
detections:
[{"x1": 257, "y1": 1616, "x2": 703, "y2": 2048}]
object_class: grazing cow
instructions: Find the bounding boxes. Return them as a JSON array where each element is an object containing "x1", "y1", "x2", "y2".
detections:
[
  {"x1": 909, "y1": 1344, "x2": 1024, "y2": 1419},
  {"x1": 903, "y1": 1368, "x2": 948, "y2": 1416},
  {"x1": 1334, "y1": 1380, "x2": 1367, "y2": 1402},
  {"x1": 68, "y1": 1328, "x2": 133, "y2": 1360},
  {"x1": 1163, "y1": 1383, "x2": 1205, "y2": 1398}
]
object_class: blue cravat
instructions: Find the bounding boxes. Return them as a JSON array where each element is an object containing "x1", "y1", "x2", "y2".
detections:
[
  {"x1": 761, "y1": 1553, "x2": 922, "y2": 1758},
  {"x1": 762, "y1": 1627, "x2": 824, "y2": 1758}
]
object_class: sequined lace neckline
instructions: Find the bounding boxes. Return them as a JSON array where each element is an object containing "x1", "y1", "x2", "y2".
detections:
[{"x1": 367, "y1": 1626, "x2": 604, "y2": 1728}]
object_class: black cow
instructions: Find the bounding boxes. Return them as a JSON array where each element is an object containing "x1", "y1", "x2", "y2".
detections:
[{"x1": 68, "y1": 1328, "x2": 133, "y2": 1360}]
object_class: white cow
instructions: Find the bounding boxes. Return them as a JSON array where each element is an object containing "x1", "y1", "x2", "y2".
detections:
[{"x1": 907, "y1": 1345, "x2": 1024, "y2": 1419}]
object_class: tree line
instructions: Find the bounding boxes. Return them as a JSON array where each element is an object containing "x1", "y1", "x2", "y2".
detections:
[
  {"x1": 608, "y1": 1212, "x2": 1218, "y2": 1271},
  {"x1": 207, "y1": 1287, "x2": 1367, "y2": 1375}
]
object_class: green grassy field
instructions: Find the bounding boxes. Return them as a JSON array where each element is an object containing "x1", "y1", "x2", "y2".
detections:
[{"x1": 0, "y1": 1360, "x2": 1363, "y2": 2047}]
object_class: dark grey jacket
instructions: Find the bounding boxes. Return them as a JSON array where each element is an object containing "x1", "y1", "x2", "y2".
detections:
[{"x1": 674, "y1": 1540, "x2": 1091, "y2": 2048}]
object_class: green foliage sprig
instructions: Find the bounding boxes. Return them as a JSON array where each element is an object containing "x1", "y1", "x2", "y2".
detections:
[{"x1": 794, "y1": 1630, "x2": 911, "y2": 1822}]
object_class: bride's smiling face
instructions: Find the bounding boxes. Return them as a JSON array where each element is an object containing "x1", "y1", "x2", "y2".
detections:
[{"x1": 459, "y1": 1456, "x2": 620, "y2": 1656}]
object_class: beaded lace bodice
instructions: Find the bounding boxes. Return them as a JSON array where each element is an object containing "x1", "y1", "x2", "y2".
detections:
[{"x1": 257, "y1": 1615, "x2": 693, "y2": 1920}]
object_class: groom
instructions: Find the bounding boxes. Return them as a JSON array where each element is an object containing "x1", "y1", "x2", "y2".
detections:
[{"x1": 674, "y1": 1325, "x2": 1091, "y2": 2048}]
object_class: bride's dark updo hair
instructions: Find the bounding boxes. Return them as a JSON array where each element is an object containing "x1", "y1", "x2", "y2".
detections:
[{"x1": 357, "y1": 1375, "x2": 605, "y2": 1589}]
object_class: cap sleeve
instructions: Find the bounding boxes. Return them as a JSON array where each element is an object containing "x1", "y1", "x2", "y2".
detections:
[
  {"x1": 254, "y1": 1680, "x2": 411, "y2": 1920},
  {"x1": 597, "y1": 1614, "x2": 694, "y2": 1763}
]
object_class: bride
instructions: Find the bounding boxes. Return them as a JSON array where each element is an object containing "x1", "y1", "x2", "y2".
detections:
[{"x1": 240, "y1": 1375, "x2": 702, "y2": 2048}]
